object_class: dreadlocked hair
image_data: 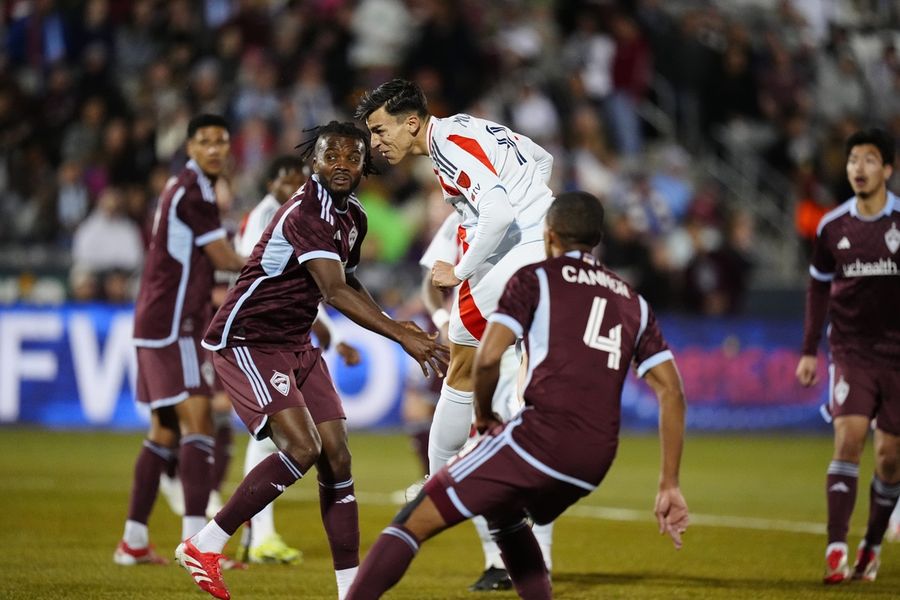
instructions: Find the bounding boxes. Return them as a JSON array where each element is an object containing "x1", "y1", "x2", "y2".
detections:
[{"x1": 294, "y1": 120, "x2": 379, "y2": 176}]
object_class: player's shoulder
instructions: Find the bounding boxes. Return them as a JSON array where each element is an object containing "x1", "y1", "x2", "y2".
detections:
[
  {"x1": 181, "y1": 161, "x2": 217, "y2": 204},
  {"x1": 816, "y1": 198, "x2": 855, "y2": 236}
]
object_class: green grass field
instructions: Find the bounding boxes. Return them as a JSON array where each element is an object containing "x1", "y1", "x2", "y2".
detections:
[{"x1": 1, "y1": 429, "x2": 898, "y2": 599}]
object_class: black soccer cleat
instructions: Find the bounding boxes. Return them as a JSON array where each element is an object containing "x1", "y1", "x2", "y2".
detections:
[{"x1": 469, "y1": 566, "x2": 513, "y2": 592}]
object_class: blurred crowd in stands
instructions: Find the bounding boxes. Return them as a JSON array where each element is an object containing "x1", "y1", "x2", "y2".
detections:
[{"x1": 1, "y1": 0, "x2": 899, "y2": 315}]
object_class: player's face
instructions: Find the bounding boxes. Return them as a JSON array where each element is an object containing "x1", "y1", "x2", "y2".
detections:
[
  {"x1": 313, "y1": 134, "x2": 365, "y2": 197},
  {"x1": 846, "y1": 144, "x2": 893, "y2": 199},
  {"x1": 269, "y1": 168, "x2": 306, "y2": 204},
  {"x1": 187, "y1": 126, "x2": 230, "y2": 177},
  {"x1": 366, "y1": 107, "x2": 415, "y2": 164}
]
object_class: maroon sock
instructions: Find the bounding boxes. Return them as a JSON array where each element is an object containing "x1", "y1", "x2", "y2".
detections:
[
  {"x1": 864, "y1": 476, "x2": 900, "y2": 546},
  {"x1": 345, "y1": 525, "x2": 418, "y2": 600},
  {"x1": 165, "y1": 455, "x2": 179, "y2": 479},
  {"x1": 127, "y1": 441, "x2": 174, "y2": 524},
  {"x1": 492, "y1": 519, "x2": 551, "y2": 600},
  {"x1": 319, "y1": 478, "x2": 360, "y2": 569},
  {"x1": 180, "y1": 434, "x2": 215, "y2": 517},
  {"x1": 215, "y1": 451, "x2": 304, "y2": 535},
  {"x1": 827, "y1": 460, "x2": 859, "y2": 544},
  {"x1": 212, "y1": 424, "x2": 233, "y2": 492},
  {"x1": 408, "y1": 426, "x2": 430, "y2": 477}
]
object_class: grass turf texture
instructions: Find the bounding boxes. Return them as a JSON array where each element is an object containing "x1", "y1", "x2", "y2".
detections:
[{"x1": 0, "y1": 429, "x2": 897, "y2": 599}]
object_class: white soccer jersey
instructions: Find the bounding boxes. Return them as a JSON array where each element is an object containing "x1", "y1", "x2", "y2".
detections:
[
  {"x1": 235, "y1": 194, "x2": 280, "y2": 257},
  {"x1": 426, "y1": 114, "x2": 554, "y2": 282},
  {"x1": 419, "y1": 211, "x2": 462, "y2": 270}
]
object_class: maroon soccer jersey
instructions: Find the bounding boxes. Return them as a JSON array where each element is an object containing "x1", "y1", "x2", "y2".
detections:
[
  {"x1": 489, "y1": 250, "x2": 672, "y2": 485},
  {"x1": 203, "y1": 175, "x2": 367, "y2": 351},
  {"x1": 133, "y1": 160, "x2": 226, "y2": 346},
  {"x1": 807, "y1": 193, "x2": 900, "y2": 368}
]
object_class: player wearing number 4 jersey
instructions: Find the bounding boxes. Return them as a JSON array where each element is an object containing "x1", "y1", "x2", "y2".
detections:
[
  {"x1": 356, "y1": 76, "x2": 553, "y2": 508},
  {"x1": 345, "y1": 192, "x2": 689, "y2": 600}
]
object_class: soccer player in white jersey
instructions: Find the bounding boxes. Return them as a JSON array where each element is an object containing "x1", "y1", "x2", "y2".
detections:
[
  {"x1": 234, "y1": 155, "x2": 361, "y2": 564},
  {"x1": 357, "y1": 78, "x2": 556, "y2": 582},
  {"x1": 418, "y1": 209, "x2": 554, "y2": 589}
]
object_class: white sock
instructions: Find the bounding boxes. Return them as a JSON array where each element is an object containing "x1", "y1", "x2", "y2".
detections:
[
  {"x1": 245, "y1": 435, "x2": 279, "y2": 548},
  {"x1": 182, "y1": 516, "x2": 207, "y2": 542},
  {"x1": 492, "y1": 346, "x2": 523, "y2": 421},
  {"x1": 427, "y1": 383, "x2": 474, "y2": 474},
  {"x1": 533, "y1": 522, "x2": 554, "y2": 570},
  {"x1": 335, "y1": 566, "x2": 358, "y2": 600},
  {"x1": 472, "y1": 516, "x2": 504, "y2": 569},
  {"x1": 123, "y1": 520, "x2": 148, "y2": 548},
  {"x1": 191, "y1": 520, "x2": 231, "y2": 554}
]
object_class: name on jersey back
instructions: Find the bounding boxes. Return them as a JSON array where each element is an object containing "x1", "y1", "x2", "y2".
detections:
[{"x1": 561, "y1": 265, "x2": 631, "y2": 298}]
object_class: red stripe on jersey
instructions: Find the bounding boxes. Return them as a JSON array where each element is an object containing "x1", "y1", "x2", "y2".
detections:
[
  {"x1": 447, "y1": 135, "x2": 497, "y2": 175},
  {"x1": 438, "y1": 173, "x2": 461, "y2": 196},
  {"x1": 458, "y1": 280, "x2": 486, "y2": 340}
]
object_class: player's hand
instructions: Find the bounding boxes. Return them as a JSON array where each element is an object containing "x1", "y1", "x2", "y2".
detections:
[
  {"x1": 795, "y1": 354, "x2": 818, "y2": 387},
  {"x1": 336, "y1": 342, "x2": 361, "y2": 366},
  {"x1": 396, "y1": 320, "x2": 426, "y2": 334},
  {"x1": 432, "y1": 260, "x2": 462, "y2": 289},
  {"x1": 475, "y1": 414, "x2": 503, "y2": 435},
  {"x1": 399, "y1": 328, "x2": 450, "y2": 378},
  {"x1": 654, "y1": 486, "x2": 689, "y2": 550}
]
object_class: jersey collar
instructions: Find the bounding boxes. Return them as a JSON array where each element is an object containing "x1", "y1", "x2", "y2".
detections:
[
  {"x1": 311, "y1": 174, "x2": 351, "y2": 214},
  {"x1": 564, "y1": 249, "x2": 597, "y2": 265},
  {"x1": 850, "y1": 190, "x2": 897, "y2": 221}
]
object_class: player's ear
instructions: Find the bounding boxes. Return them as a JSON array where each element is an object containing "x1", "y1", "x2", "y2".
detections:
[{"x1": 405, "y1": 113, "x2": 420, "y2": 134}]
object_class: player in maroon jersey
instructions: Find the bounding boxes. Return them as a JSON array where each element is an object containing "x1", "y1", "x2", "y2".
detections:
[
  {"x1": 796, "y1": 128, "x2": 900, "y2": 583},
  {"x1": 114, "y1": 114, "x2": 246, "y2": 567},
  {"x1": 174, "y1": 121, "x2": 448, "y2": 600},
  {"x1": 345, "y1": 192, "x2": 689, "y2": 600}
]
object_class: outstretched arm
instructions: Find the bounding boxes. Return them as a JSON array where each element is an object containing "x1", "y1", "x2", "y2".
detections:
[
  {"x1": 308, "y1": 258, "x2": 448, "y2": 377},
  {"x1": 644, "y1": 359, "x2": 688, "y2": 549}
]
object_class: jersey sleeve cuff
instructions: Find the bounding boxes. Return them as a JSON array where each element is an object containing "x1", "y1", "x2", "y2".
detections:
[
  {"x1": 809, "y1": 265, "x2": 834, "y2": 282},
  {"x1": 487, "y1": 313, "x2": 524, "y2": 339},
  {"x1": 195, "y1": 228, "x2": 227, "y2": 246},
  {"x1": 636, "y1": 350, "x2": 674, "y2": 378},
  {"x1": 297, "y1": 250, "x2": 341, "y2": 265}
]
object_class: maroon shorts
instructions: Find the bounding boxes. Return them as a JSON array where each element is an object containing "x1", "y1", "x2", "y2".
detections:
[
  {"x1": 424, "y1": 424, "x2": 602, "y2": 527},
  {"x1": 212, "y1": 345, "x2": 344, "y2": 439},
  {"x1": 829, "y1": 359, "x2": 900, "y2": 435},
  {"x1": 135, "y1": 336, "x2": 213, "y2": 409}
]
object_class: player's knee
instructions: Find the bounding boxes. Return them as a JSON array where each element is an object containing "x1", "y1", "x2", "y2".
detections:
[
  {"x1": 321, "y1": 444, "x2": 352, "y2": 480},
  {"x1": 282, "y1": 437, "x2": 322, "y2": 472},
  {"x1": 874, "y1": 443, "x2": 900, "y2": 481}
]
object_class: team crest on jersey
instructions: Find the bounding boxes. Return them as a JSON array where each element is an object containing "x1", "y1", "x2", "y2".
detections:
[
  {"x1": 834, "y1": 376, "x2": 849, "y2": 406},
  {"x1": 885, "y1": 223, "x2": 900, "y2": 253},
  {"x1": 456, "y1": 171, "x2": 471, "y2": 189},
  {"x1": 347, "y1": 226, "x2": 358, "y2": 250},
  {"x1": 270, "y1": 371, "x2": 290, "y2": 396}
]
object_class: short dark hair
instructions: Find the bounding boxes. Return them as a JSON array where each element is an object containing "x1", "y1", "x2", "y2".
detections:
[
  {"x1": 187, "y1": 114, "x2": 230, "y2": 139},
  {"x1": 354, "y1": 79, "x2": 429, "y2": 121},
  {"x1": 295, "y1": 120, "x2": 378, "y2": 176},
  {"x1": 845, "y1": 128, "x2": 895, "y2": 166},
  {"x1": 265, "y1": 155, "x2": 306, "y2": 183},
  {"x1": 547, "y1": 191, "x2": 605, "y2": 248}
]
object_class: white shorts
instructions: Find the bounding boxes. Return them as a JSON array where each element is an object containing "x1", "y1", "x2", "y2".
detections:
[{"x1": 449, "y1": 240, "x2": 544, "y2": 347}]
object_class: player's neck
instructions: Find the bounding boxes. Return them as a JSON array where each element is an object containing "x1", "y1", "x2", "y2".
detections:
[
  {"x1": 413, "y1": 115, "x2": 433, "y2": 156},
  {"x1": 855, "y1": 187, "x2": 888, "y2": 217}
]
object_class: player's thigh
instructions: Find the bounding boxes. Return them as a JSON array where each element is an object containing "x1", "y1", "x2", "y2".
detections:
[
  {"x1": 212, "y1": 346, "x2": 307, "y2": 440},
  {"x1": 268, "y1": 406, "x2": 322, "y2": 471},
  {"x1": 445, "y1": 343, "x2": 477, "y2": 390}
]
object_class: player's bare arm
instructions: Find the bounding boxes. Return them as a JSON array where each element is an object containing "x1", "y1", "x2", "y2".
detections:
[
  {"x1": 472, "y1": 321, "x2": 516, "y2": 433},
  {"x1": 309, "y1": 257, "x2": 448, "y2": 377},
  {"x1": 644, "y1": 358, "x2": 689, "y2": 549},
  {"x1": 202, "y1": 237, "x2": 245, "y2": 272}
]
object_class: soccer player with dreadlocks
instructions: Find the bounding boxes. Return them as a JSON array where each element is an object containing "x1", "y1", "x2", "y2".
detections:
[{"x1": 175, "y1": 121, "x2": 449, "y2": 600}]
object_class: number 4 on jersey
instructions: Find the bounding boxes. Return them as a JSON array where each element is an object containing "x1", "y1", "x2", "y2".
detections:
[{"x1": 583, "y1": 297, "x2": 622, "y2": 370}]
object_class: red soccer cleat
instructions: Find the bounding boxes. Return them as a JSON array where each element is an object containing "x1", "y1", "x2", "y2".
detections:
[
  {"x1": 113, "y1": 540, "x2": 169, "y2": 566},
  {"x1": 823, "y1": 542, "x2": 849, "y2": 584},
  {"x1": 175, "y1": 539, "x2": 231, "y2": 600},
  {"x1": 852, "y1": 541, "x2": 880, "y2": 582}
]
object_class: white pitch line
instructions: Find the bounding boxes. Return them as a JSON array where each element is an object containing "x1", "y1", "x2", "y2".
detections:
[{"x1": 280, "y1": 489, "x2": 826, "y2": 536}]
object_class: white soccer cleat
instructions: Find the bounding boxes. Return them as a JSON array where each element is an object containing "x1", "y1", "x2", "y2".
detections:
[
  {"x1": 823, "y1": 542, "x2": 849, "y2": 584},
  {"x1": 113, "y1": 540, "x2": 169, "y2": 566},
  {"x1": 852, "y1": 541, "x2": 880, "y2": 581},
  {"x1": 159, "y1": 473, "x2": 185, "y2": 516}
]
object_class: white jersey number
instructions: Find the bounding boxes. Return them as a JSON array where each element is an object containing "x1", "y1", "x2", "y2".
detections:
[{"x1": 583, "y1": 297, "x2": 622, "y2": 370}]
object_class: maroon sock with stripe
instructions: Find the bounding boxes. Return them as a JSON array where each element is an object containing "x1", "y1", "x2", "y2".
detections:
[
  {"x1": 864, "y1": 475, "x2": 900, "y2": 546},
  {"x1": 215, "y1": 451, "x2": 304, "y2": 535},
  {"x1": 127, "y1": 440, "x2": 175, "y2": 523},
  {"x1": 345, "y1": 525, "x2": 419, "y2": 600},
  {"x1": 319, "y1": 478, "x2": 360, "y2": 569},
  {"x1": 827, "y1": 460, "x2": 859, "y2": 544},
  {"x1": 180, "y1": 434, "x2": 215, "y2": 518},
  {"x1": 492, "y1": 519, "x2": 551, "y2": 600},
  {"x1": 211, "y1": 422, "x2": 233, "y2": 492}
]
